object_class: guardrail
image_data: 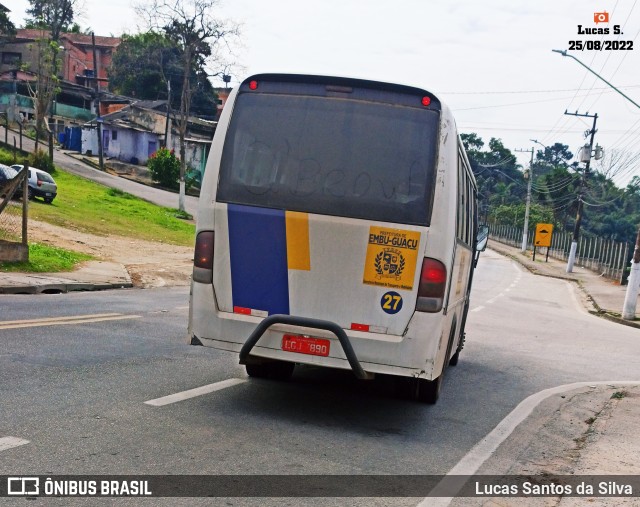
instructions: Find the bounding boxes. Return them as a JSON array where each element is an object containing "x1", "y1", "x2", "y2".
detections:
[{"x1": 489, "y1": 223, "x2": 631, "y2": 284}]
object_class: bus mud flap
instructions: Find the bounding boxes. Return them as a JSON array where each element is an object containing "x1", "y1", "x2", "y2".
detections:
[{"x1": 239, "y1": 314, "x2": 374, "y2": 380}]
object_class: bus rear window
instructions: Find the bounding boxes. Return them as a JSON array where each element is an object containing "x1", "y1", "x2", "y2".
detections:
[{"x1": 216, "y1": 92, "x2": 439, "y2": 225}]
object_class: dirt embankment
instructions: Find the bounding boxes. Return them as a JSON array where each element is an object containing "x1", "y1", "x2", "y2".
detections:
[{"x1": 29, "y1": 220, "x2": 193, "y2": 288}]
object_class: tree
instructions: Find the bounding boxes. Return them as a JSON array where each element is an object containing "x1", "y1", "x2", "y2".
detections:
[
  {"x1": 490, "y1": 203, "x2": 554, "y2": 229},
  {"x1": 461, "y1": 133, "x2": 524, "y2": 210},
  {"x1": 25, "y1": 0, "x2": 79, "y2": 41},
  {"x1": 25, "y1": 35, "x2": 60, "y2": 152},
  {"x1": 108, "y1": 31, "x2": 218, "y2": 116},
  {"x1": 136, "y1": 0, "x2": 240, "y2": 211},
  {"x1": 532, "y1": 142, "x2": 573, "y2": 177},
  {"x1": 0, "y1": 5, "x2": 16, "y2": 44},
  {"x1": 593, "y1": 148, "x2": 640, "y2": 182},
  {"x1": 109, "y1": 32, "x2": 180, "y2": 101}
]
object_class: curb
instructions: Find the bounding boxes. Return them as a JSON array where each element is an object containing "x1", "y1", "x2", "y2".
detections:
[
  {"x1": 488, "y1": 243, "x2": 640, "y2": 330},
  {"x1": 0, "y1": 281, "x2": 133, "y2": 295}
]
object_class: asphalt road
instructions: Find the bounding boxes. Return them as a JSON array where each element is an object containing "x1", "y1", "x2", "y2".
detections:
[
  {"x1": 2, "y1": 249, "x2": 640, "y2": 505},
  {"x1": 0, "y1": 126, "x2": 199, "y2": 218}
]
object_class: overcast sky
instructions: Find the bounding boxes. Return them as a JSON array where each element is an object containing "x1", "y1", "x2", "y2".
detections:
[{"x1": 7, "y1": 0, "x2": 640, "y2": 184}]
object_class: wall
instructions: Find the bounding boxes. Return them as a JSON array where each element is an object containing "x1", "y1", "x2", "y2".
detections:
[
  {"x1": 81, "y1": 127, "x2": 98, "y2": 156},
  {"x1": 102, "y1": 127, "x2": 159, "y2": 165}
]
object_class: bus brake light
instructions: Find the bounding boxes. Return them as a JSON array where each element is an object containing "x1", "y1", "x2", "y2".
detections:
[
  {"x1": 421, "y1": 96, "x2": 431, "y2": 107},
  {"x1": 192, "y1": 231, "x2": 214, "y2": 283},
  {"x1": 416, "y1": 257, "x2": 446, "y2": 312},
  {"x1": 249, "y1": 80, "x2": 258, "y2": 90}
]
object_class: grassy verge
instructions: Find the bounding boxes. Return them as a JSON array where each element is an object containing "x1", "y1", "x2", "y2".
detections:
[
  {"x1": 1, "y1": 164, "x2": 195, "y2": 273},
  {"x1": 1, "y1": 243, "x2": 93, "y2": 273},
  {"x1": 28, "y1": 169, "x2": 195, "y2": 246}
]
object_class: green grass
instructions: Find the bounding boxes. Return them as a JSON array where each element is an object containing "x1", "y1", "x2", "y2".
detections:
[
  {"x1": 0, "y1": 243, "x2": 93, "y2": 273},
  {"x1": 1, "y1": 166, "x2": 195, "y2": 273},
  {"x1": 28, "y1": 168, "x2": 195, "y2": 246}
]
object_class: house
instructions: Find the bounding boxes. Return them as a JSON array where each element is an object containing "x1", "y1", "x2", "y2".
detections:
[
  {"x1": 0, "y1": 29, "x2": 120, "y2": 136},
  {"x1": 0, "y1": 29, "x2": 121, "y2": 90},
  {"x1": 213, "y1": 87, "x2": 232, "y2": 120},
  {"x1": 82, "y1": 100, "x2": 216, "y2": 178}
]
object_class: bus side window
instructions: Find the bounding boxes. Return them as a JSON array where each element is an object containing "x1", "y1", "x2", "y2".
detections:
[
  {"x1": 466, "y1": 178, "x2": 474, "y2": 245},
  {"x1": 457, "y1": 154, "x2": 467, "y2": 244}
]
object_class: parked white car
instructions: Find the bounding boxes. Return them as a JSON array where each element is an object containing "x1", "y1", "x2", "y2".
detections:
[{"x1": 11, "y1": 165, "x2": 58, "y2": 204}]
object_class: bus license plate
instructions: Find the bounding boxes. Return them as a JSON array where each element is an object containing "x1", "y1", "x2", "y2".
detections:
[{"x1": 282, "y1": 335, "x2": 330, "y2": 357}]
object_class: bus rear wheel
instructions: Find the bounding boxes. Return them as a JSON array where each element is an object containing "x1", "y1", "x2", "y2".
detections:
[{"x1": 246, "y1": 360, "x2": 295, "y2": 381}]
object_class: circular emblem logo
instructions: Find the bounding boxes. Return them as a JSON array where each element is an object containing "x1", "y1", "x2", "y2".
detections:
[
  {"x1": 381, "y1": 291, "x2": 403, "y2": 314},
  {"x1": 374, "y1": 248, "x2": 406, "y2": 281}
]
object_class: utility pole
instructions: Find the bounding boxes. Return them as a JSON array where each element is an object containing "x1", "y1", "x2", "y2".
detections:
[
  {"x1": 91, "y1": 33, "x2": 104, "y2": 171},
  {"x1": 164, "y1": 79, "x2": 171, "y2": 149},
  {"x1": 622, "y1": 226, "x2": 640, "y2": 320},
  {"x1": 515, "y1": 147, "x2": 534, "y2": 252},
  {"x1": 564, "y1": 111, "x2": 598, "y2": 273}
]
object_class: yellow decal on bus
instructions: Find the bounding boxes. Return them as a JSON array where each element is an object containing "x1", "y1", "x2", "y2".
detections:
[
  {"x1": 285, "y1": 211, "x2": 311, "y2": 270},
  {"x1": 363, "y1": 227, "x2": 420, "y2": 290}
]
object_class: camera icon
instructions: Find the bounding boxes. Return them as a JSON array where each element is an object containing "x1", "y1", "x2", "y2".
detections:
[
  {"x1": 7, "y1": 477, "x2": 39, "y2": 496},
  {"x1": 594, "y1": 11, "x2": 609, "y2": 23}
]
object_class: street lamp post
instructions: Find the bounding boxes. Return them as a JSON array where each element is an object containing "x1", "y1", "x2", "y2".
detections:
[{"x1": 552, "y1": 50, "x2": 640, "y2": 110}]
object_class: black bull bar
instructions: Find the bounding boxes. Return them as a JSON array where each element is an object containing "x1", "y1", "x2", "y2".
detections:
[{"x1": 238, "y1": 314, "x2": 373, "y2": 380}]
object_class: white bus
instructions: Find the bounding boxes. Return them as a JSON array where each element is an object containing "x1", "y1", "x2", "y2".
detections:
[{"x1": 188, "y1": 73, "x2": 483, "y2": 403}]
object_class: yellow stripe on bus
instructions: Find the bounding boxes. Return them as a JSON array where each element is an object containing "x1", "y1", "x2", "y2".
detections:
[{"x1": 285, "y1": 211, "x2": 311, "y2": 271}]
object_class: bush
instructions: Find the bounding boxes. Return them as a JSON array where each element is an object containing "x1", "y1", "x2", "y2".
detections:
[
  {"x1": 185, "y1": 166, "x2": 202, "y2": 191},
  {"x1": 28, "y1": 150, "x2": 56, "y2": 174},
  {"x1": 148, "y1": 148, "x2": 180, "y2": 190},
  {"x1": 0, "y1": 147, "x2": 16, "y2": 165}
]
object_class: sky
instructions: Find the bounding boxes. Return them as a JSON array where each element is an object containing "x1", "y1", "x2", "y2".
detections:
[{"x1": 7, "y1": 0, "x2": 640, "y2": 185}]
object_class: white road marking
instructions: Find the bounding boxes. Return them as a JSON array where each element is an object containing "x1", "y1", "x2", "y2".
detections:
[
  {"x1": 486, "y1": 293, "x2": 504, "y2": 304},
  {"x1": 0, "y1": 436, "x2": 30, "y2": 452},
  {"x1": 144, "y1": 378, "x2": 248, "y2": 407},
  {"x1": 470, "y1": 306, "x2": 485, "y2": 313},
  {"x1": 417, "y1": 380, "x2": 640, "y2": 506},
  {"x1": 0, "y1": 314, "x2": 141, "y2": 330}
]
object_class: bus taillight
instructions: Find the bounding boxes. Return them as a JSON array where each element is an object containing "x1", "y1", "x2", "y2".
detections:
[
  {"x1": 193, "y1": 231, "x2": 215, "y2": 284},
  {"x1": 416, "y1": 257, "x2": 446, "y2": 312}
]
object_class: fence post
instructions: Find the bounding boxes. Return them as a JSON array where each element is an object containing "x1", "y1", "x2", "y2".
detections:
[
  {"x1": 611, "y1": 241, "x2": 619, "y2": 279},
  {"x1": 621, "y1": 242, "x2": 629, "y2": 285},
  {"x1": 616, "y1": 242, "x2": 624, "y2": 282}
]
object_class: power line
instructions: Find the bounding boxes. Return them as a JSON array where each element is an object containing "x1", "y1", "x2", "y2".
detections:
[{"x1": 442, "y1": 85, "x2": 640, "y2": 95}]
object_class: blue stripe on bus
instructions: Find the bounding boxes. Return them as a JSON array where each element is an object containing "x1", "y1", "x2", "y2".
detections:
[{"x1": 227, "y1": 203, "x2": 290, "y2": 316}]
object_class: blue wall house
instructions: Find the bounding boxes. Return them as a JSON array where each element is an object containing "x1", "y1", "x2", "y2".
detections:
[{"x1": 81, "y1": 101, "x2": 214, "y2": 171}]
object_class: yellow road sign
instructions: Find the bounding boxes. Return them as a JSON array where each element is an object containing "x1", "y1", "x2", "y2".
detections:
[{"x1": 535, "y1": 223, "x2": 554, "y2": 247}]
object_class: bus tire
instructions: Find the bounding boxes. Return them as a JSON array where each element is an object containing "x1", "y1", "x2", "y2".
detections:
[
  {"x1": 246, "y1": 361, "x2": 295, "y2": 381},
  {"x1": 450, "y1": 324, "x2": 467, "y2": 367}
]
